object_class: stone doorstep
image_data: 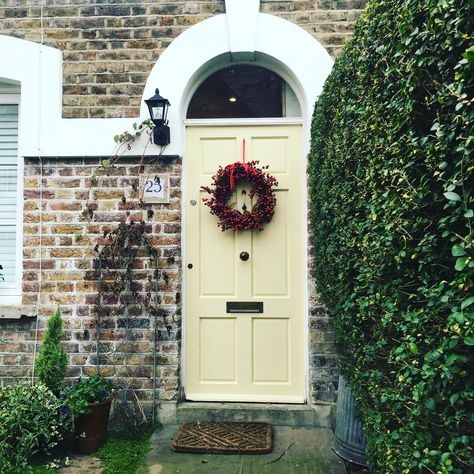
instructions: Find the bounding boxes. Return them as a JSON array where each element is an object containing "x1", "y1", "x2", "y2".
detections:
[{"x1": 175, "y1": 401, "x2": 332, "y2": 428}]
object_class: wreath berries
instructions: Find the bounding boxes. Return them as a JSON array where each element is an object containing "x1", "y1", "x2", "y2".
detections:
[{"x1": 201, "y1": 161, "x2": 278, "y2": 231}]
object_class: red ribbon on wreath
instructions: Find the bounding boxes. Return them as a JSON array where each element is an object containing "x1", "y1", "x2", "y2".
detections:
[{"x1": 229, "y1": 139, "x2": 249, "y2": 190}]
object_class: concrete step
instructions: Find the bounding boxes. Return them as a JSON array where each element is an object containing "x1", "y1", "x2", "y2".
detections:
[{"x1": 176, "y1": 402, "x2": 332, "y2": 428}]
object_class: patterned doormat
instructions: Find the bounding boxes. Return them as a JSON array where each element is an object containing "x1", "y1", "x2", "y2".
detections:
[{"x1": 171, "y1": 421, "x2": 273, "y2": 454}]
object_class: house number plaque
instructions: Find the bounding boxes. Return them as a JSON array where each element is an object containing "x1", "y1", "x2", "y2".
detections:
[{"x1": 140, "y1": 174, "x2": 170, "y2": 204}]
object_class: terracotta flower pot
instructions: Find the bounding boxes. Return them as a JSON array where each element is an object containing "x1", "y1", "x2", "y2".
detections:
[{"x1": 74, "y1": 398, "x2": 112, "y2": 454}]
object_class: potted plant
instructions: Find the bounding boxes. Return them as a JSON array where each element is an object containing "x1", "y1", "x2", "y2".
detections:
[{"x1": 62, "y1": 374, "x2": 114, "y2": 454}]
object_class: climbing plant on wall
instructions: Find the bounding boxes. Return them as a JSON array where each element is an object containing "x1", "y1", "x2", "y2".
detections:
[
  {"x1": 309, "y1": 0, "x2": 473, "y2": 472},
  {"x1": 93, "y1": 221, "x2": 171, "y2": 431}
]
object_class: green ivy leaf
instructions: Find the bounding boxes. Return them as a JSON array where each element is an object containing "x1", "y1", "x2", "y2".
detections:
[
  {"x1": 408, "y1": 343, "x2": 419, "y2": 354},
  {"x1": 451, "y1": 245, "x2": 465, "y2": 256},
  {"x1": 461, "y1": 296, "x2": 474, "y2": 310},
  {"x1": 443, "y1": 192, "x2": 461, "y2": 202},
  {"x1": 453, "y1": 312, "x2": 465, "y2": 324},
  {"x1": 455, "y1": 257, "x2": 468, "y2": 271},
  {"x1": 464, "y1": 336, "x2": 474, "y2": 346},
  {"x1": 450, "y1": 393, "x2": 459, "y2": 404},
  {"x1": 425, "y1": 398, "x2": 435, "y2": 410}
]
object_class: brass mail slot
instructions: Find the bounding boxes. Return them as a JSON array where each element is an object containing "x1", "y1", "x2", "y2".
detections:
[{"x1": 226, "y1": 302, "x2": 264, "y2": 314}]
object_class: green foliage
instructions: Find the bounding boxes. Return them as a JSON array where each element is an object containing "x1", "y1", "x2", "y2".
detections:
[
  {"x1": 63, "y1": 374, "x2": 114, "y2": 417},
  {"x1": 35, "y1": 306, "x2": 67, "y2": 394},
  {"x1": 112, "y1": 119, "x2": 153, "y2": 146},
  {"x1": 0, "y1": 382, "x2": 69, "y2": 473},
  {"x1": 309, "y1": 1, "x2": 473, "y2": 472},
  {"x1": 95, "y1": 430, "x2": 153, "y2": 474},
  {"x1": 35, "y1": 306, "x2": 68, "y2": 395}
]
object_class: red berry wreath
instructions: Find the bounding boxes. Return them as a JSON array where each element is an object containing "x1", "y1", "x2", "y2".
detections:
[{"x1": 201, "y1": 160, "x2": 278, "y2": 231}]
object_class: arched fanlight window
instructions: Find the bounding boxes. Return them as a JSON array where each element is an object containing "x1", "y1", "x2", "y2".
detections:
[{"x1": 187, "y1": 65, "x2": 301, "y2": 119}]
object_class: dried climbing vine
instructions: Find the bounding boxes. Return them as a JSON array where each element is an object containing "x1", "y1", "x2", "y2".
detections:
[{"x1": 92, "y1": 217, "x2": 171, "y2": 430}]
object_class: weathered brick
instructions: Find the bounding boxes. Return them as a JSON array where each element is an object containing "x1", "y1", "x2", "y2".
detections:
[
  {"x1": 51, "y1": 224, "x2": 84, "y2": 234},
  {"x1": 49, "y1": 248, "x2": 83, "y2": 258}
]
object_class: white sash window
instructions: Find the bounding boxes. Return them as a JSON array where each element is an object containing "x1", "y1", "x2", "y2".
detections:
[{"x1": 0, "y1": 94, "x2": 22, "y2": 305}]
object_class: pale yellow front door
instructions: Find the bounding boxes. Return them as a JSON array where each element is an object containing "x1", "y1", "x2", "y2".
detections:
[{"x1": 185, "y1": 125, "x2": 305, "y2": 403}]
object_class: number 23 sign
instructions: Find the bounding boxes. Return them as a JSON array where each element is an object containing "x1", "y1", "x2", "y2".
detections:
[{"x1": 140, "y1": 174, "x2": 170, "y2": 204}]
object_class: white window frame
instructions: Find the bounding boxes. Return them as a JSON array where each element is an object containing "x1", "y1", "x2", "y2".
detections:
[{"x1": 0, "y1": 93, "x2": 23, "y2": 305}]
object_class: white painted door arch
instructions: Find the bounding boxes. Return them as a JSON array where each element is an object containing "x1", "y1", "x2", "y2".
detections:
[{"x1": 140, "y1": 0, "x2": 334, "y2": 158}]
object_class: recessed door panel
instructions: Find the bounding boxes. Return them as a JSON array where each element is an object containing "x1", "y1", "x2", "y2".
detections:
[
  {"x1": 200, "y1": 318, "x2": 237, "y2": 382},
  {"x1": 201, "y1": 137, "x2": 237, "y2": 174},
  {"x1": 252, "y1": 318, "x2": 289, "y2": 383},
  {"x1": 250, "y1": 136, "x2": 288, "y2": 173},
  {"x1": 200, "y1": 191, "x2": 236, "y2": 296},
  {"x1": 252, "y1": 191, "x2": 288, "y2": 296}
]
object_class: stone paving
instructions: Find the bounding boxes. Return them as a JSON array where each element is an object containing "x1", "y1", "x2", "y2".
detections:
[
  {"x1": 58, "y1": 455, "x2": 103, "y2": 473},
  {"x1": 139, "y1": 425, "x2": 347, "y2": 474}
]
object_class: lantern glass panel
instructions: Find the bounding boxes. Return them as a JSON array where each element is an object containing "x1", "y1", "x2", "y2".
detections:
[{"x1": 151, "y1": 106, "x2": 164, "y2": 121}]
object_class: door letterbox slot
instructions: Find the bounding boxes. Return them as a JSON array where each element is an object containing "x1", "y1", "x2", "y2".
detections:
[{"x1": 226, "y1": 302, "x2": 263, "y2": 313}]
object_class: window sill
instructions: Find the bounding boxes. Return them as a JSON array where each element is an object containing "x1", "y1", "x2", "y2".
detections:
[{"x1": 0, "y1": 305, "x2": 37, "y2": 320}]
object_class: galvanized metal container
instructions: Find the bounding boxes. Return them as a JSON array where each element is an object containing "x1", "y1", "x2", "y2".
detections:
[{"x1": 334, "y1": 375, "x2": 368, "y2": 466}]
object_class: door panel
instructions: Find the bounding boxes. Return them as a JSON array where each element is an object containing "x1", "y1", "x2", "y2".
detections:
[
  {"x1": 252, "y1": 191, "x2": 288, "y2": 296},
  {"x1": 185, "y1": 125, "x2": 304, "y2": 403},
  {"x1": 200, "y1": 318, "x2": 237, "y2": 382},
  {"x1": 201, "y1": 137, "x2": 238, "y2": 174},
  {"x1": 251, "y1": 136, "x2": 288, "y2": 173},
  {"x1": 199, "y1": 198, "x2": 236, "y2": 296},
  {"x1": 252, "y1": 318, "x2": 289, "y2": 383}
]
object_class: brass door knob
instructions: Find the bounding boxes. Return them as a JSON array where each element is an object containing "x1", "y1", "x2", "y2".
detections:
[{"x1": 240, "y1": 251, "x2": 249, "y2": 261}]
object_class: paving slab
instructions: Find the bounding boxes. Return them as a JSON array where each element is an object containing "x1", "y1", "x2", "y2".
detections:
[
  {"x1": 58, "y1": 454, "x2": 103, "y2": 473},
  {"x1": 140, "y1": 424, "x2": 346, "y2": 474}
]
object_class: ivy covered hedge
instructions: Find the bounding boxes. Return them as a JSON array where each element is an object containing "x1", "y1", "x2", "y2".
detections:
[{"x1": 309, "y1": 1, "x2": 472, "y2": 472}]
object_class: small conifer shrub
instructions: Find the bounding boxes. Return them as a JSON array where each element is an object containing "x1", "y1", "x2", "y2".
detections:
[{"x1": 35, "y1": 306, "x2": 68, "y2": 394}]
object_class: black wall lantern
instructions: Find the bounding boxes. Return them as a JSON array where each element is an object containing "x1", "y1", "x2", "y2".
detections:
[{"x1": 145, "y1": 88, "x2": 171, "y2": 146}]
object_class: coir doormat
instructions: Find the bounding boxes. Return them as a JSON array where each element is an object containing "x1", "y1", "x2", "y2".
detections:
[{"x1": 171, "y1": 421, "x2": 273, "y2": 455}]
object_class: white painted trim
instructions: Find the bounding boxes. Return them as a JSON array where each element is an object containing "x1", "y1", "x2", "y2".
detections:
[
  {"x1": 184, "y1": 118, "x2": 304, "y2": 127},
  {"x1": 0, "y1": 35, "x2": 136, "y2": 158},
  {"x1": 225, "y1": 0, "x2": 260, "y2": 57},
  {"x1": 0, "y1": 93, "x2": 23, "y2": 306}
]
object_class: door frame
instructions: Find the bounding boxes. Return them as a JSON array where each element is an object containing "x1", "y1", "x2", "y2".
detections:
[{"x1": 181, "y1": 117, "x2": 310, "y2": 403}]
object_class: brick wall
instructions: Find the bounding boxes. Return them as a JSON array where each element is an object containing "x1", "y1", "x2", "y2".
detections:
[
  {"x1": 0, "y1": 155, "x2": 339, "y2": 403},
  {"x1": 0, "y1": 157, "x2": 182, "y2": 402},
  {"x1": 0, "y1": 0, "x2": 366, "y2": 118}
]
